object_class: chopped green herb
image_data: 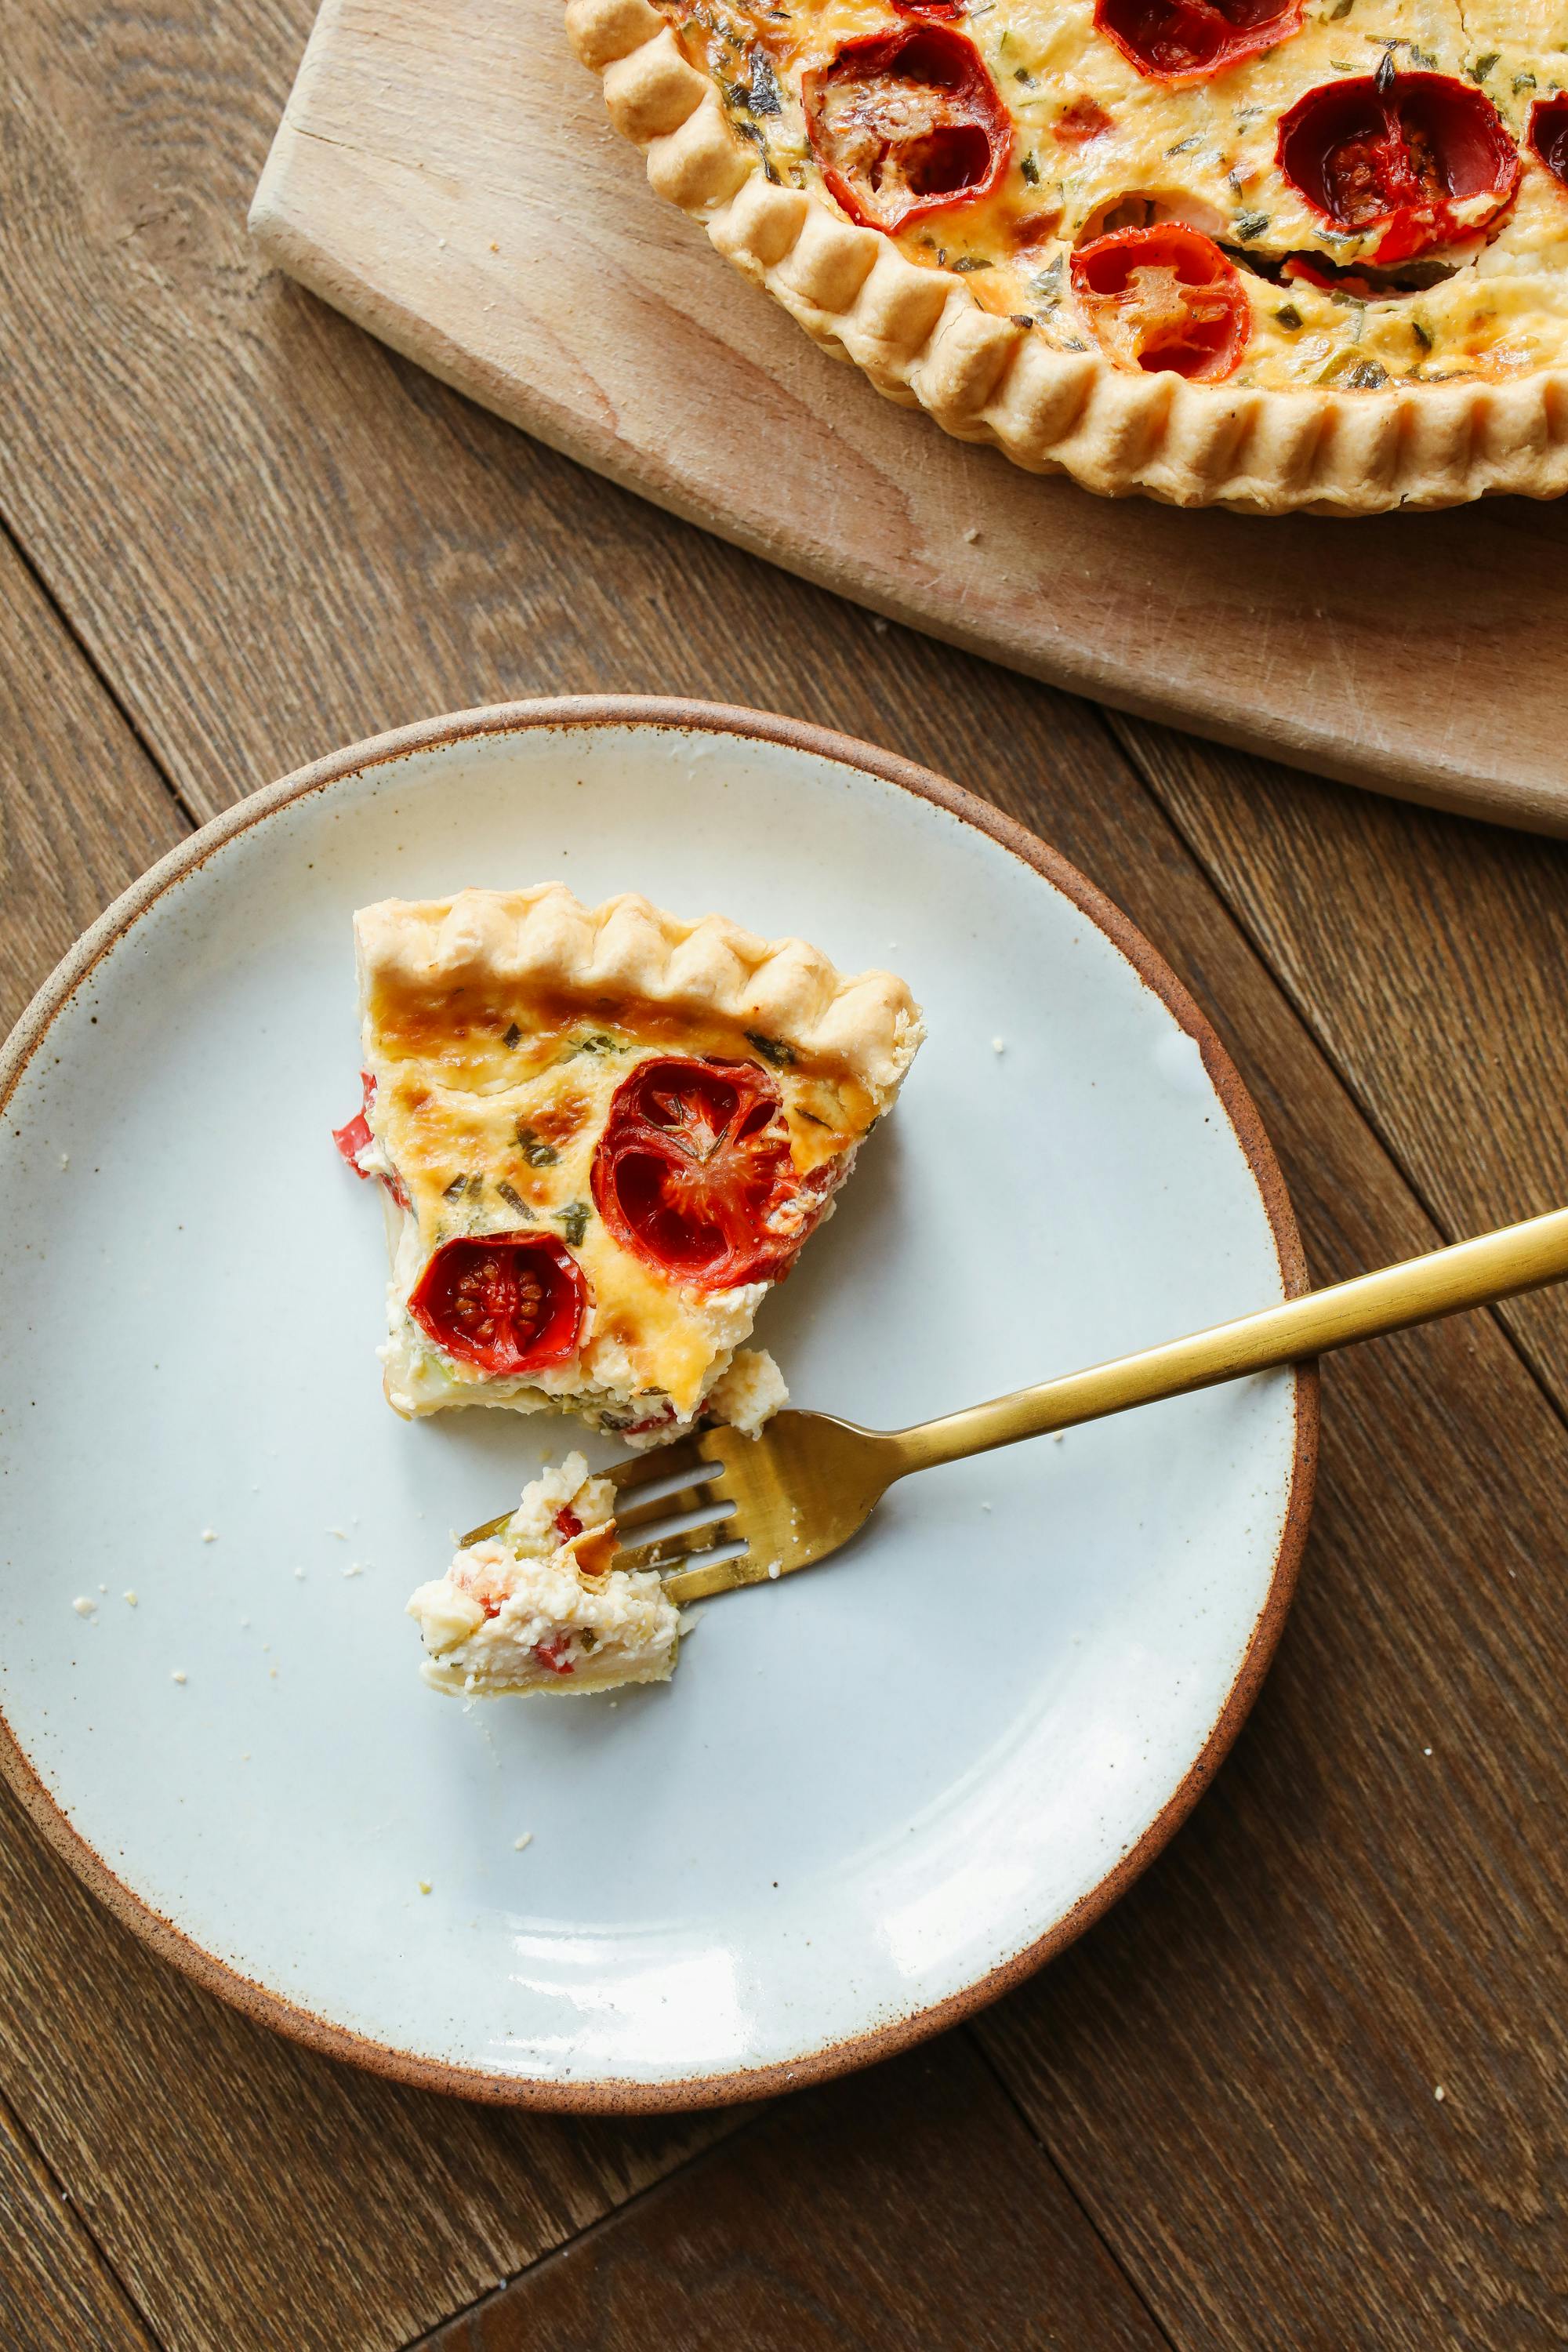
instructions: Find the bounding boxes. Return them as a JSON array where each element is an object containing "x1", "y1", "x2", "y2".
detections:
[
  {"x1": 442, "y1": 1173, "x2": 470, "y2": 1200},
  {"x1": 556, "y1": 1200, "x2": 591, "y2": 1247},
  {"x1": 1013, "y1": 66, "x2": 1035, "y2": 82},
  {"x1": 1515, "y1": 69, "x2": 1537, "y2": 90},
  {"x1": 1408, "y1": 43, "x2": 1437, "y2": 67},
  {"x1": 1275, "y1": 303, "x2": 1304, "y2": 329},
  {"x1": 1411, "y1": 317, "x2": 1433, "y2": 350},
  {"x1": 495, "y1": 1180, "x2": 535, "y2": 1220},
  {"x1": 1375, "y1": 45, "x2": 1396, "y2": 93},
  {"x1": 502, "y1": 1022, "x2": 523, "y2": 1051},
  {"x1": 1468, "y1": 49, "x2": 1499, "y2": 79},
  {"x1": 1344, "y1": 358, "x2": 1389, "y2": 388},
  {"x1": 566, "y1": 1031, "x2": 619, "y2": 1057},
  {"x1": 1167, "y1": 132, "x2": 1204, "y2": 153},
  {"x1": 953, "y1": 256, "x2": 994, "y2": 270},
  {"x1": 1020, "y1": 150, "x2": 1040, "y2": 183},
  {"x1": 1330, "y1": 56, "x2": 1355, "y2": 68},
  {"x1": 745, "y1": 1030, "x2": 797, "y2": 1066},
  {"x1": 1327, "y1": 0, "x2": 1354, "y2": 17},
  {"x1": 1233, "y1": 209, "x2": 1270, "y2": 238},
  {"x1": 516, "y1": 1123, "x2": 559, "y2": 1167},
  {"x1": 747, "y1": 47, "x2": 782, "y2": 114},
  {"x1": 1011, "y1": 312, "x2": 1036, "y2": 328}
]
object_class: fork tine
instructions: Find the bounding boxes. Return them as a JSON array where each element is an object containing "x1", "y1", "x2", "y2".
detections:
[
  {"x1": 615, "y1": 1513, "x2": 742, "y2": 1575},
  {"x1": 604, "y1": 1439, "x2": 710, "y2": 1494},
  {"x1": 612, "y1": 1471, "x2": 727, "y2": 1534}
]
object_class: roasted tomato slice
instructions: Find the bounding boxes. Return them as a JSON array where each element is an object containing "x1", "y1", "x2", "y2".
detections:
[
  {"x1": 408, "y1": 1232, "x2": 586, "y2": 1376},
  {"x1": 803, "y1": 25, "x2": 1011, "y2": 233},
  {"x1": 1095, "y1": 0, "x2": 1300, "y2": 86},
  {"x1": 1276, "y1": 74, "x2": 1519, "y2": 262},
  {"x1": 1071, "y1": 225, "x2": 1250, "y2": 381},
  {"x1": 1529, "y1": 94, "x2": 1568, "y2": 190},
  {"x1": 593, "y1": 1056, "x2": 824, "y2": 1290},
  {"x1": 332, "y1": 1071, "x2": 376, "y2": 1173}
]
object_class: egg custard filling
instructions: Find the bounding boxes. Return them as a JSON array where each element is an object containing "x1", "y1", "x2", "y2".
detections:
[
  {"x1": 408, "y1": 1454, "x2": 681, "y2": 1696},
  {"x1": 334, "y1": 884, "x2": 923, "y2": 1446},
  {"x1": 652, "y1": 0, "x2": 1568, "y2": 391}
]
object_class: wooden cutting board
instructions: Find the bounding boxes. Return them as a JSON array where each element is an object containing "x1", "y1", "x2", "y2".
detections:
[{"x1": 251, "y1": 0, "x2": 1568, "y2": 834}]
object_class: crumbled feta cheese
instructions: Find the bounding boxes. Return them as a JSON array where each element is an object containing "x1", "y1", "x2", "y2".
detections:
[
  {"x1": 71, "y1": 1596, "x2": 96, "y2": 1618},
  {"x1": 201, "y1": 1530, "x2": 217, "y2": 1544},
  {"x1": 171, "y1": 1669, "x2": 187, "y2": 1684},
  {"x1": 123, "y1": 1591, "x2": 137, "y2": 1606},
  {"x1": 514, "y1": 1832, "x2": 534, "y2": 1851}
]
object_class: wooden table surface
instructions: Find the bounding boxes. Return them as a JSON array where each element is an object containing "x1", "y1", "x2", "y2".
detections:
[{"x1": 5, "y1": 5, "x2": 1568, "y2": 2347}]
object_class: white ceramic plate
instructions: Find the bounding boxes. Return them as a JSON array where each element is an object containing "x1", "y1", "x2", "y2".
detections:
[{"x1": 0, "y1": 701, "x2": 1314, "y2": 2109}]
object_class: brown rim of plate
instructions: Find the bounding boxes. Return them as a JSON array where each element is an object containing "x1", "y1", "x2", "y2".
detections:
[{"x1": 0, "y1": 695, "x2": 1319, "y2": 2114}]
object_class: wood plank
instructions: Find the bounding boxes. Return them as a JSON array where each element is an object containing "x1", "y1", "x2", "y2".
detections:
[
  {"x1": 0, "y1": 526, "x2": 190, "y2": 1032},
  {"x1": 0, "y1": 2089, "x2": 155, "y2": 2352},
  {"x1": 1106, "y1": 715, "x2": 1568, "y2": 1411},
  {"x1": 420, "y1": 2035, "x2": 1167, "y2": 2352},
  {"x1": 241, "y1": 0, "x2": 1568, "y2": 838}
]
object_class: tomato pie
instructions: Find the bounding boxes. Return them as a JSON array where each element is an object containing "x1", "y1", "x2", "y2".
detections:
[
  {"x1": 566, "y1": 0, "x2": 1568, "y2": 509},
  {"x1": 408, "y1": 1453, "x2": 681, "y2": 1695},
  {"x1": 335, "y1": 884, "x2": 922, "y2": 1443}
]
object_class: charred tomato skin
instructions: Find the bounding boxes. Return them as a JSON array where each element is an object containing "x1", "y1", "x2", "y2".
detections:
[
  {"x1": 1071, "y1": 223, "x2": 1251, "y2": 382},
  {"x1": 593, "y1": 1054, "x2": 831, "y2": 1291},
  {"x1": 408, "y1": 1231, "x2": 586, "y2": 1377},
  {"x1": 1094, "y1": 0, "x2": 1301, "y2": 87},
  {"x1": 803, "y1": 24, "x2": 1011, "y2": 234},
  {"x1": 1529, "y1": 93, "x2": 1568, "y2": 190},
  {"x1": 1276, "y1": 74, "x2": 1520, "y2": 262}
]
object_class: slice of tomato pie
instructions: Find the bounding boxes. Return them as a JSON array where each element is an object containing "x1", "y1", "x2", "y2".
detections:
[{"x1": 335, "y1": 884, "x2": 923, "y2": 1443}]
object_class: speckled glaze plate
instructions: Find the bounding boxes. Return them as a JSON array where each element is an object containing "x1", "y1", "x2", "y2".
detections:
[{"x1": 0, "y1": 699, "x2": 1315, "y2": 2109}]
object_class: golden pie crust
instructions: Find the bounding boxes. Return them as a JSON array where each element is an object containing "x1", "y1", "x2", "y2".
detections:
[{"x1": 564, "y1": 0, "x2": 1568, "y2": 513}]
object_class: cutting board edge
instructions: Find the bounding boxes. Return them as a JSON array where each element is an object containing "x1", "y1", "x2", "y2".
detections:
[{"x1": 249, "y1": 131, "x2": 1568, "y2": 844}]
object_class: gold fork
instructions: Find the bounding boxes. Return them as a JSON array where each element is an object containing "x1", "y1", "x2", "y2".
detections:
[{"x1": 464, "y1": 1206, "x2": 1568, "y2": 1602}]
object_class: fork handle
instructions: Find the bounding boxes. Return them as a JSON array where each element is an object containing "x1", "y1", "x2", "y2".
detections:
[{"x1": 888, "y1": 1206, "x2": 1568, "y2": 1476}]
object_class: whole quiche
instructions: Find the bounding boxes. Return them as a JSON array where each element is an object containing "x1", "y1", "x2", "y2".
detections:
[{"x1": 564, "y1": 0, "x2": 1568, "y2": 510}]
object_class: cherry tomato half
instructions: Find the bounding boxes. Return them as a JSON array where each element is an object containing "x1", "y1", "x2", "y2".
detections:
[
  {"x1": 1529, "y1": 94, "x2": 1568, "y2": 190},
  {"x1": 804, "y1": 25, "x2": 1011, "y2": 234},
  {"x1": 1070, "y1": 224, "x2": 1250, "y2": 381},
  {"x1": 1276, "y1": 74, "x2": 1519, "y2": 263},
  {"x1": 593, "y1": 1057, "x2": 823, "y2": 1290},
  {"x1": 408, "y1": 1231, "x2": 586, "y2": 1376},
  {"x1": 332, "y1": 1071, "x2": 376, "y2": 1173},
  {"x1": 1095, "y1": 0, "x2": 1301, "y2": 87}
]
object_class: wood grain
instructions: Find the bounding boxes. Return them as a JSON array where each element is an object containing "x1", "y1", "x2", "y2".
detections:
[
  {"x1": 245, "y1": 0, "x2": 1568, "y2": 836},
  {"x1": 1108, "y1": 715, "x2": 1568, "y2": 1410},
  {"x1": 421, "y1": 2036, "x2": 1167, "y2": 2352},
  {"x1": 0, "y1": 526, "x2": 190, "y2": 1033},
  {"x1": 7, "y1": 0, "x2": 1568, "y2": 2343},
  {"x1": 0, "y1": 2088, "x2": 154, "y2": 2352}
]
